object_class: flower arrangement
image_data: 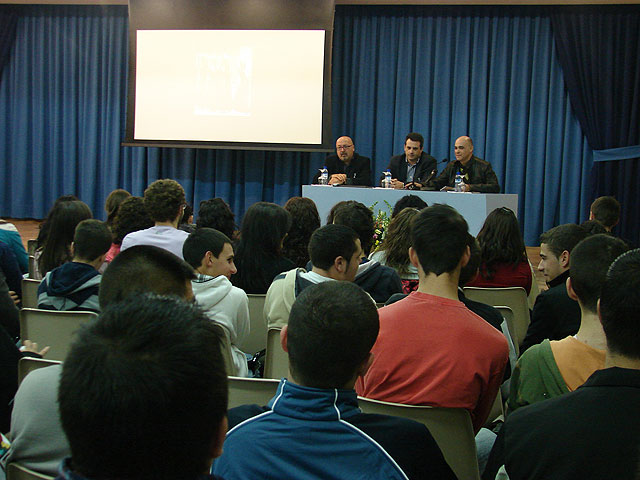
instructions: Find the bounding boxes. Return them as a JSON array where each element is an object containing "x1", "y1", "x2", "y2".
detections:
[{"x1": 369, "y1": 200, "x2": 393, "y2": 252}]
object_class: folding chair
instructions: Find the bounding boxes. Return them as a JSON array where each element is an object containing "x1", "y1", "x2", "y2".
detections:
[
  {"x1": 18, "y1": 357, "x2": 61, "y2": 385},
  {"x1": 6, "y1": 463, "x2": 54, "y2": 480},
  {"x1": 237, "y1": 294, "x2": 267, "y2": 354},
  {"x1": 21, "y1": 278, "x2": 41, "y2": 309},
  {"x1": 264, "y1": 328, "x2": 289, "y2": 379},
  {"x1": 495, "y1": 305, "x2": 519, "y2": 357},
  {"x1": 227, "y1": 376, "x2": 280, "y2": 409}
]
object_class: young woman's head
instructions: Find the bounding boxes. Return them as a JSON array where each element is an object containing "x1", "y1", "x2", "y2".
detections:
[
  {"x1": 282, "y1": 197, "x2": 320, "y2": 268},
  {"x1": 476, "y1": 207, "x2": 527, "y2": 278},
  {"x1": 376, "y1": 207, "x2": 420, "y2": 274},
  {"x1": 105, "y1": 189, "x2": 131, "y2": 228},
  {"x1": 237, "y1": 202, "x2": 292, "y2": 256},
  {"x1": 196, "y1": 198, "x2": 237, "y2": 240}
]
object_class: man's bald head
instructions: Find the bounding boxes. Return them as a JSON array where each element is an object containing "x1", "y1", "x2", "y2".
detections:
[
  {"x1": 454, "y1": 136, "x2": 474, "y2": 165},
  {"x1": 336, "y1": 136, "x2": 355, "y2": 164}
]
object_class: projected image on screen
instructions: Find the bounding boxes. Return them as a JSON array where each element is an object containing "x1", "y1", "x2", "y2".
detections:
[{"x1": 135, "y1": 30, "x2": 325, "y2": 144}]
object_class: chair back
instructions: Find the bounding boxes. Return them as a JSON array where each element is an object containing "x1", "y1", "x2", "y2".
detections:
[
  {"x1": 6, "y1": 463, "x2": 54, "y2": 480},
  {"x1": 28, "y1": 255, "x2": 37, "y2": 279},
  {"x1": 215, "y1": 323, "x2": 235, "y2": 376},
  {"x1": 18, "y1": 357, "x2": 61, "y2": 385},
  {"x1": 19, "y1": 308, "x2": 97, "y2": 361},
  {"x1": 264, "y1": 328, "x2": 289, "y2": 379},
  {"x1": 238, "y1": 294, "x2": 267, "y2": 354},
  {"x1": 494, "y1": 305, "x2": 519, "y2": 357},
  {"x1": 357, "y1": 397, "x2": 480, "y2": 480},
  {"x1": 27, "y1": 239, "x2": 38, "y2": 256},
  {"x1": 21, "y1": 278, "x2": 41, "y2": 309},
  {"x1": 463, "y1": 287, "x2": 529, "y2": 347},
  {"x1": 227, "y1": 376, "x2": 280, "y2": 409}
]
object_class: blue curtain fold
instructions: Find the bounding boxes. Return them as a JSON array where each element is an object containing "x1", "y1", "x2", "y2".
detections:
[
  {"x1": 1, "y1": 4, "x2": 624, "y2": 245},
  {"x1": 0, "y1": 8, "x2": 17, "y2": 79},
  {"x1": 550, "y1": 6, "x2": 640, "y2": 243}
]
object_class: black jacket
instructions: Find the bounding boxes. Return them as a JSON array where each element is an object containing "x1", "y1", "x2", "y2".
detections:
[
  {"x1": 312, "y1": 153, "x2": 372, "y2": 186},
  {"x1": 382, "y1": 152, "x2": 437, "y2": 185},
  {"x1": 426, "y1": 156, "x2": 500, "y2": 193}
]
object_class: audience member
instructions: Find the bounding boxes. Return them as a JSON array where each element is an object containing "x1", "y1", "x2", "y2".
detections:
[
  {"x1": 520, "y1": 224, "x2": 588, "y2": 352},
  {"x1": 213, "y1": 282, "x2": 456, "y2": 480},
  {"x1": 466, "y1": 207, "x2": 532, "y2": 294},
  {"x1": 0, "y1": 240, "x2": 23, "y2": 297},
  {"x1": 106, "y1": 196, "x2": 153, "y2": 263},
  {"x1": 120, "y1": 179, "x2": 189, "y2": 259},
  {"x1": 369, "y1": 207, "x2": 420, "y2": 293},
  {"x1": 332, "y1": 201, "x2": 403, "y2": 302},
  {"x1": 103, "y1": 188, "x2": 130, "y2": 230},
  {"x1": 281, "y1": 196, "x2": 320, "y2": 268},
  {"x1": 312, "y1": 136, "x2": 372, "y2": 186},
  {"x1": 426, "y1": 136, "x2": 500, "y2": 192},
  {"x1": 495, "y1": 249, "x2": 640, "y2": 480},
  {"x1": 35, "y1": 200, "x2": 92, "y2": 279},
  {"x1": 266, "y1": 224, "x2": 363, "y2": 329},
  {"x1": 589, "y1": 195, "x2": 620, "y2": 232},
  {"x1": 231, "y1": 202, "x2": 295, "y2": 294},
  {"x1": 196, "y1": 198, "x2": 237, "y2": 241},
  {"x1": 579, "y1": 218, "x2": 608, "y2": 235},
  {"x1": 0, "y1": 217, "x2": 28, "y2": 274},
  {"x1": 35, "y1": 195, "x2": 79, "y2": 250},
  {"x1": 178, "y1": 202, "x2": 196, "y2": 233},
  {"x1": 382, "y1": 132, "x2": 437, "y2": 189},
  {"x1": 357, "y1": 204, "x2": 509, "y2": 433},
  {"x1": 8, "y1": 245, "x2": 197, "y2": 475},
  {"x1": 37, "y1": 220, "x2": 112, "y2": 313},
  {"x1": 391, "y1": 194, "x2": 427, "y2": 218},
  {"x1": 508, "y1": 234, "x2": 628, "y2": 411},
  {"x1": 55, "y1": 294, "x2": 228, "y2": 480},
  {"x1": 183, "y1": 228, "x2": 250, "y2": 377}
]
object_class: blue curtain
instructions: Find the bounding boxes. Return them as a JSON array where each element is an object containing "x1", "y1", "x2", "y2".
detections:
[
  {"x1": 0, "y1": 7, "x2": 17, "y2": 79},
  {"x1": 551, "y1": 6, "x2": 640, "y2": 243},
  {"x1": 0, "y1": 5, "x2": 608, "y2": 245}
]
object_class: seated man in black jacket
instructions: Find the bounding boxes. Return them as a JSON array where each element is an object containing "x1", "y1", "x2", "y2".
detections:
[
  {"x1": 312, "y1": 136, "x2": 372, "y2": 186},
  {"x1": 383, "y1": 132, "x2": 437, "y2": 189},
  {"x1": 426, "y1": 136, "x2": 500, "y2": 193}
]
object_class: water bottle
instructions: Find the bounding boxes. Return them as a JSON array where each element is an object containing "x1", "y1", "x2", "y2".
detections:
[
  {"x1": 454, "y1": 171, "x2": 464, "y2": 192},
  {"x1": 382, "y1": 170, "x2": 392, "y2": 189},
  {"x1": 318, "y1": 166, "x2": 329, "y2": 185}
]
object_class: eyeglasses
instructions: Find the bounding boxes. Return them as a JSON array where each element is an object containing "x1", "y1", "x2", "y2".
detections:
[{"x1": 337, "y1": 145, "x2": 353, "y2": 150}]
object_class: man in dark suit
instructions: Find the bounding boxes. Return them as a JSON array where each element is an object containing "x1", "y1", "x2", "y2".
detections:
[
  {"x1": 312, "y1": 136, "x2": 372, "y2": 186},
  {"x1": 383, "y1": 132, "x2": 437, "y2": 189}
]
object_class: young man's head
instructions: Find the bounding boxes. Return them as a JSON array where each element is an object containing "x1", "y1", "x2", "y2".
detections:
[
  {"x1": 599, "y1": 249, "x2": 640, "y2": 361},
  {"x1": 99, "y1": 245, "x2": 196, "y2": 308},
  {"x1": 308, "y1": 224, "x2": 362, "y2": 282},
  {"x1": 590, "y1": 196, "x2": 620, "y2": 231},
  {"x1": 71, "y1": 219, "x2": 112, "y2": 266},
  {"x1": 331, "y1": 201, "x2": 375, "y2": 256},
  {"x1": 182, "y1": 228, "x2": 236, "y2": 279},
  {"x1": 59, "y1": 294, "x2": 228, "y2": 479},
  {"x1": 143, "y1": 179, "x2": 186, "y2": 225},
  {"x1": 459, "y1": 235, "x2": 481, "y2": 287},
  {"x1": 410, "y1": 204, "x2": 470, "y2": 278},
  {"x1": 538, "y1": 224, "x2": 588, "y2": 283},
  {"x1": 567, "y1": 234, "x2": 629, "y2": 313},
  {"x1": 283, "y1": 281, "x2": 378, "y2": 389}
]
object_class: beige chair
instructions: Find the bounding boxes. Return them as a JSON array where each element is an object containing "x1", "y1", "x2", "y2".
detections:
[
  {"x1": 463, "y1": 287, "x2": 530, "y2": 347},
  {"x1": 238, "y1": 294, "x2": 267, "y2": 354},
  {"x1": 495, "y1": 305, "x2": 519, "y2": 357},
  {"x1": 264, "y1": 328, "x2": 289, "y2": 379},
  {"x1": 26, "y1": 239, "x2": 38, "y2": 256},
  {"x1": 215, "y1": 323, "x2": 236, "y2": 376},
  {"x1": 21, "y1": 278, "x2": 41, "y2": 309},
  {"x1": 19, "y1": 308, "x2": 97, "y2": 361},
  {"x1": 6, "y1": 463, "x2": 54, "y2": 480},
  {"x1": 18, "y1": 357, "x2": 61, "y2": 385},
  {"x1": 358, "y1": 397, "x2": 480, "y2": 480},
  {"x1": 28, "y1": 255, "x2": 37, "y2": 279},
  {"x1": 227, "y1": 376, "x2": 280, "y2": 409}
]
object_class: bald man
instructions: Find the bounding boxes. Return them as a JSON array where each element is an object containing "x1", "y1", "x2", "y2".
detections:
[
  {"x1": 312, "y1": 136, "x2": 372, "y2": 186},
  {"x1": 426, "y1": 136, "x2": 500, "y2": 193}
]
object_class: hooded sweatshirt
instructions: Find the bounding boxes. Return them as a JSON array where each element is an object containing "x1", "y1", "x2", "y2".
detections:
[
  {"x1": 192, "y1": 274, "x2": 250, "y2": 377},
  {"x1": 37, "y1": 262, "x2": 100, "y2": 313}
]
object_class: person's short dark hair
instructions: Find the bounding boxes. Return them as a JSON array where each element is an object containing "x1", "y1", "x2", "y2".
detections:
[
  {"x1": 112, "y1": 196, "x2": 154, "y2": 245},
  {"x1": 287, "y1": 282, "x2": 378, "y2": 389},
  {"x1": 580, "y1": 219, "x2": 609, "y2": 236},
  {"x1": 59, "y1": 293, "x2": 228, "y2": 479},
  {"x1": 539, "y1": 224, "x2": 588, "y2": 258},
  {"x1": 392, "y1": 195, "x2": 428, "y2": 218},
  {"x1": 570, "y1": 234, "x2": 629, "y2": 313},
  {"x1": 590, "y1": 196, "x2": 620, "y2": 229},
  {"x1": 196, "y1": 198, "x2": 237, "y2": 240},
  {"x1": 459, "y1": 235, "x2": 481, "y2": 287},
  {"x1": 282, "y1": 197, "x2": 321, "y2": 268},
  {"x1": 599, "y1": 249, "x2": 640, "y2": 359},
  {"x1": 99, "y1": 245, "x2": 195, "y2": 308},
  {"x1": 181, "y1": 203, "x2": 193, "y2": 223},
  {"x1": 104, "y1": 189, "x2": 131, "y2": 228},
  {"x1": 405, "y1": 132, "x2": 424, "y2": 149},
  {"x1": 411, "y1": 204, "x2": 469, "y2": 276},
  {"x1": 326, "y1": 200, "x2": 350, "y2": 225},
  {"x1": 183, "y1": 228, "x2": 232, "y2": 269},
  {"x1": 332, "y1": 201, "x2": 375, "y2": 256},
  {"x1": 73, "y1": 219, "x2": 112, "y2": 262},
  {"x1": 308, "y1": 224, "x2": 359, "y2": 271},
  {"x1": 143, "y1": 179, "x2": 186, "y2": 223}
]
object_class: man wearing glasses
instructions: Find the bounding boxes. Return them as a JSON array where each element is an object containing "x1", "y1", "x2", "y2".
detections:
[{"x1": 313, "y1": 136, "x2": 372, "y2": 186}]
